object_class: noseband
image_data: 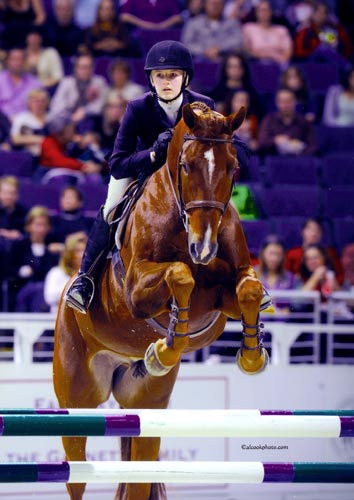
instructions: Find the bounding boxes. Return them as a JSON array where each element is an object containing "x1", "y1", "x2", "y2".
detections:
[{"x1": 168, "y1": 133, "x2": 236, "y2": 232}]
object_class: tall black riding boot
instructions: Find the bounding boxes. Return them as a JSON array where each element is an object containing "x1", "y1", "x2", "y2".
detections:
[{"x1": 65, "y1": 208, "x2": 110, "y2": 313}]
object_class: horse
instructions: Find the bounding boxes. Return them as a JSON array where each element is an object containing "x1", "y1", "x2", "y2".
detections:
[{"x1": 53, "y1": 102, "x2": 269, "y2": 500}]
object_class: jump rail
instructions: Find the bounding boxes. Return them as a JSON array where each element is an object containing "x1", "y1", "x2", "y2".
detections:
[
  {"x1": 1, "y1": 461, "x2": 354, "y2": 484},
  {"x1": 1, "y1": 410, "x2": 354, "y2": 437}
]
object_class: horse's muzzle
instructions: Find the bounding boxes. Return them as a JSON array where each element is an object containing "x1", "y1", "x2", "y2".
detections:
[{"x1": 189, "y1": 241, "x2": 218, "y2": 265}]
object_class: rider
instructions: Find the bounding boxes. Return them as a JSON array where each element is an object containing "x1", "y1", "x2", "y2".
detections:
[{"x1": 65, "y1": 40, "x2": 269, "y2": 313}]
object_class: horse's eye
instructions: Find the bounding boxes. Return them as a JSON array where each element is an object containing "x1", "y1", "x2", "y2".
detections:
[{"x1": 182, "y1": 162, "x2": 189, "y2": 174}]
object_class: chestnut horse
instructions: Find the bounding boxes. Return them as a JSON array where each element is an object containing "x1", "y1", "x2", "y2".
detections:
[{"x1": 53, "y1": 102, "x2": 268, "y2": 500}]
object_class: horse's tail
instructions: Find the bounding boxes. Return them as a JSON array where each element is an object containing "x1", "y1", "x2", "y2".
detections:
[{"x1": 118, "y1": 437, "x2": 167, "y2": 500}]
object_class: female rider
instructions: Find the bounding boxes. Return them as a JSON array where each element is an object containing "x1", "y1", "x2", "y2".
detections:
[{"x1": 65, "y1": 40, "x2": 269, "y2": 313}]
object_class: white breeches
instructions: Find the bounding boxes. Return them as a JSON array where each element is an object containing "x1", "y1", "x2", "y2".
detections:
[{"x1": 102, "y1": 176, "x2": 132, "y2": 220}]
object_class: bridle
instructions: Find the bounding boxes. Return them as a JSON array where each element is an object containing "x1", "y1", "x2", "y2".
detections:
[{"x1": 167, "y1": 133, "x2": 237, "y2": 232}]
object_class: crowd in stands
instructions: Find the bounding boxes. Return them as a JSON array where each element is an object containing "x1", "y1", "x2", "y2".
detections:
[{"x1": 0, "y1": 0, "x2": 353, "y2": 321}]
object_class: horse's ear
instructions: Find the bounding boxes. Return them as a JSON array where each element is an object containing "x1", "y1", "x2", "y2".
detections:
[
  {"x1": 225, "y1": 106, "x2": 247, "y2": 133},
  {"x1": 183, "y1": 103, "x2": 198, "y2": 129}
]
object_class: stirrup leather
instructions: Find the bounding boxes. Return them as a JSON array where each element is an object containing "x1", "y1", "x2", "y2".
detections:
[{"x1": 65, "y1": 274, "x2": 95, "y2": 314}]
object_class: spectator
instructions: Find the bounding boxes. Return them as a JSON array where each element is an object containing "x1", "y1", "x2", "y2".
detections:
[
  {"x1": 120, "y1": 0, "x2": 183, "y2": 31},
  {"x1": 0, "y1": 175, "x2": 27, "y2": 249},
  {"x1": 0, "y1": 48, "x2": 43, "y2": 121},
  {"x1": 285, "y1": 0, "x2": 315, "y2": 35},
  {"x1": 24, "y1": 26, "x2": 64, "y2": 92},
  {"x1": 181, "y1": 0, "x2": 243, "y2": 62},
  {"x1": 73, "y1": 0, "x2": 103, "y2": 29},
  {"x1": 44, "y1": 0, "x2": 85, "y2": 57},
  {"x1": 224, "y1": 0, "x2": 253, "y2": 21},
  {"x1": 277, "y1": 65, "x2": 316, "y2": 122},
  {"x1": 256, "y1": 234, "x2": 299, "y2": 313},
  {"x1": 258, "y1": 87, "x2": 317, "y2": 156},
  {"x1": 10, "y1": 88, "x2": 49, "y2": 161},
  {"x1": 298, "y1": 242, "x2": 354, "y2": 322},
  {"x1": 341, "y1": 243, "x2": 354, "y2": 291},
  {"x1": 7, "y1": 205, "x2": 58, "y2": 311},
  {"x1": 48, "y1": 53, "x2": 108, "y2": 133},
  {"x1": 91, "y1": 94, "x2": 127, "y2": 155},
  {"x1": 322, "y1": 67, "x2": 354, "y2": 126},
  {"x1": 242, "y1": 0, "x2": 293, "y2": 66},
  {"x1": 299, "y1": 243, "x2": 340, "y2": 299},
  {"x1": 293, "y1": 1, "x2": 353, "y2": 64},
  {"x1": 285, "y1": 217, "x2": 343, "y2": 284},
  {"x1": 107, "y1": 59, "x2": 145, "y2": 103},
  {"x1": 0, "y1": 110, "x2": 11, "y2": 150},
  {"x1": 225, "y1": 89, "x2": 258, "y2": 150},
  {"x1": 50, "y1": 185, "x2": 92, "y2": 249},
  {"x1": 82, "y1": 0, "x2": 142, "y2": 58},
  {"x1": 44, "y1": 231, "x2": 87, "y2": 313},
  {"x1": 208, "y1": 52, "x2": 262, "y2": 117},
  {"x1": 0, "y1": 0, "x2": 46, "y2": 50},
  {"x1": 182, "y1": 0, "x2": 204, "y2": 22},
  {"x1": 39, "y1": 114, "x2": 103, "y2": 178}
]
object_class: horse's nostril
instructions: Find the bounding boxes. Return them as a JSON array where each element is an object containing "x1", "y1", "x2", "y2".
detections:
[{"x1": 189, "y1": 241, "x2": 218, "y2": 264}]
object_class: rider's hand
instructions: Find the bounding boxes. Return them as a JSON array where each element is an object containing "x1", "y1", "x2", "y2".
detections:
[{"x1": 151, "y1": 128, "x2": 173, "y2": 167}]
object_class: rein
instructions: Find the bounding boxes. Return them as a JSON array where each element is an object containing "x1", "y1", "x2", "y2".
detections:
[
  {"x1": 170, "y1": 133, "x2": 236, "y2": 232},
  {"x1": 114, "y1": 131, "x2": 237, "y2": 347}
]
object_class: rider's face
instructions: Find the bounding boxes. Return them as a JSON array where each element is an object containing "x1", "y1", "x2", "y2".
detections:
[{"x1": 150, "y1": 69, "x2": 184, "y2": 100}]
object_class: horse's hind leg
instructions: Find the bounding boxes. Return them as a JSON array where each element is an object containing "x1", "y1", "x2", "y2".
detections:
[
  {"x1": 235, "y1": 269, "x2": 269, "y2": 374},
  {"x1": 62, "y1": 436, "x2": 87, "y2": 500},
  {"x1": 53, "y1": 309, "x2": 112, "y2": 500}
]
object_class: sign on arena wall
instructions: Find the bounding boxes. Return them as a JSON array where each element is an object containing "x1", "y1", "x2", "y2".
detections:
[{"x1": 0, "y1": 363, "x2": 354, "y2": 499}]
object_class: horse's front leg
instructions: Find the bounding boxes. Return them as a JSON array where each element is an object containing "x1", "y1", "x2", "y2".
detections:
[
  {"x1": 125, "y1": 260, "x2": 195, "y2": 374},
  {"x1": 235, "y1": 268, "x2": 269, "y2": 374}
]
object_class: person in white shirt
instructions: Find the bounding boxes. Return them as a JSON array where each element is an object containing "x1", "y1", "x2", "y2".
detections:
[
  {"x1": 44, "y1": 231, "x2": 87, "y2": 313},
  {"x1": 10, "y1": 88, "x2": 49, "y2": 158}
]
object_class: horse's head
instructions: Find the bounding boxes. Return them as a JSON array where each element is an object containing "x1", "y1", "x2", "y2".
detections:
[{"x1": 168, "y1": 102, "x2": 246, "y2": 265}]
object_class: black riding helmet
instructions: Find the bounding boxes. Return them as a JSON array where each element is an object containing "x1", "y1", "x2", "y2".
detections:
[{"x1": 144, "y1": 40, "x2": 194, "y2": 100}]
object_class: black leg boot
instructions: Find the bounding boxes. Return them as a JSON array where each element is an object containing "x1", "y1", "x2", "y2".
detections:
[{"x1": 65, "y1": 208, "x2": 110, "y2": 313}]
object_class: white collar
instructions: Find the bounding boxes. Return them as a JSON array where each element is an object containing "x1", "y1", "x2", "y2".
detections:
[{"x1": 158, "y1": 94, "x2": 183, "y2": 125}]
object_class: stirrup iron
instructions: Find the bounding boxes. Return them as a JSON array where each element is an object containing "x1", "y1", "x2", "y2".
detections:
[{"x1": 65, "y1": 274, "x2": 95, "y2": 314}]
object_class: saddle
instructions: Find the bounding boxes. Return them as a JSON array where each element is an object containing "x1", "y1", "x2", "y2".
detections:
[{"x1": 107, "y1": 177, "x2": 147, "y2": 250}]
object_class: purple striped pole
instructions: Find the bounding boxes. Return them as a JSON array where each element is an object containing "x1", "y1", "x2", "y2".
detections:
[
  {"x1": 0, "y1": 462, "x2": 353, "y2": 484},
  {"x1": 0, "y1": 411, "x2": 354, "y2": 437},
  {"x1": 2, "y1": 408, "x2": 354, "y2": 416}
]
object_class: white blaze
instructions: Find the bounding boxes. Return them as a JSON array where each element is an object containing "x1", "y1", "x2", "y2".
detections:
[
  {"x1": 200, "y1": 224, "x2": 212, "y2": 261},
  {"x1": 204, "y1": 148, "x2": 215, "y2": 183}
]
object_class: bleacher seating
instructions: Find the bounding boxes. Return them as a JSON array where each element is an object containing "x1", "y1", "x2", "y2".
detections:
[
  {"x1": 16, "y1": 177, "x2": 108, "y2": 217},
  {"x1": 0, "y1": 151, "x2": 33, "y2": 178},
  {"x1": 321, "y1": 152, "x2": 354, "y2": 187},
  {"x1": 241, "y1": 219, "x2": 273, "y2": 256},
  {"x1": 331, "y1": 217, "x2": 354, "y2": 252},
  {"x1": 19, "y1": 181, "x2": 61, "y2": 212},
  {"x1": 263, "y1": 155, "x2": 320, "y2": 186},
  {"x1": 81, "y1": 182, "x2": 108, "y2": 216},
  {"x1": 134, "y1": 28, "x2": 182, "y2": 55},
  {"x1": 321, "y1": 187, "x2": 354, "y2": 218},
  {"x1": 256, "y1": 184, "x2": 321, "y2": 218},
  {"x1": 316, "y1": 126, "x2": 354, "y2": 153}
]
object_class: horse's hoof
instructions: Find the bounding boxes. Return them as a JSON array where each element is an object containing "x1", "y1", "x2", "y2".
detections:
[
  {"x1": 144, "y1": 342, "x2": 174, "y2": 377},
  {"x1": 235, "y1": 348, "x2": 269, "y2": 375}
]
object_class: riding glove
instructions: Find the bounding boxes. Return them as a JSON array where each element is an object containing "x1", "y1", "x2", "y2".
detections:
[{"x1": 151, "y1": 128, "x2": 174, "y2": 167}]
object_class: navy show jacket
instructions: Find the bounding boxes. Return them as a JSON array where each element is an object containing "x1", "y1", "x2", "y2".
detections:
[{"x1": 108, "y1": 90, "x2": 250, "y2": 180}]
